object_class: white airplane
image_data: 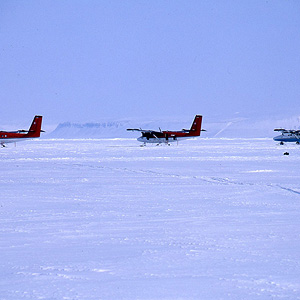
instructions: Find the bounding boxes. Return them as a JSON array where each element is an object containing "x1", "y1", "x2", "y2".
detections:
[
  {"x1": 273, "y1": 128, "x2": 300, "y2": 144},
  {"x1": 127, "y1": 115, "x2": 205, "y2": 145}
]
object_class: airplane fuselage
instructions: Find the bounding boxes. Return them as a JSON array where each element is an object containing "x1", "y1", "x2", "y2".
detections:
[
  {"x1": 273, "y1": 133, "x2": 300, "y2": 143},
  {"x1": 0, "y1": 116, "x2": 43, "y2": 147},
  {"x1": 137, "y1": 130, "x2": 194, "y2": 144},
  {"x1": 0, "y1": 136, "x2": 39, "y2": 145}
]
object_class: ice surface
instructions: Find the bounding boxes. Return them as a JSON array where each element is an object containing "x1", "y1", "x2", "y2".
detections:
[{"x1": 1, "y1": 138, "x2": 300, "y2": 299}]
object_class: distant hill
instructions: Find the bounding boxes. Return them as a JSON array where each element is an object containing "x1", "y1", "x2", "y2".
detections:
[
  {"x1": 46, "y1": 121, "x2": 132, "y2": 138},
  {"x1": 45, "y1": 115, "x2": 300, "y2": 139}
]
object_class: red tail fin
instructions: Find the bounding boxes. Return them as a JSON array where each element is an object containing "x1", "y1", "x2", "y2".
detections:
[
  {"x1": 188, "y1": 115, "x2": 202, "y2": 136},
  {"x1": 26, "y1": 115, "x2": 43, "y2": 137}
]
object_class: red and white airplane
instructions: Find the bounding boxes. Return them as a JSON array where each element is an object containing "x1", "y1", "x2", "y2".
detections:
[
  {"x1": 0, "y1": 115, "x2": 44, "y2": 147},
  {"x1": 127, "y1": 115, "x2": 205, "y2": 145}
]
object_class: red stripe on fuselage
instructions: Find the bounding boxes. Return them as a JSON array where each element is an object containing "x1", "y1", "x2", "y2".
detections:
[{"x1": 162, "y1": 131, "x2": 192, "y2": 138}]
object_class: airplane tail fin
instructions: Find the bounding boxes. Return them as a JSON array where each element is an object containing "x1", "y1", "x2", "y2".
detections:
[
  {"x1": 188, "y1": 115, "x2": 203, "y2": 136},
  {"x1": 26, "y1": 115, "x2": 43, "y2": 137}
]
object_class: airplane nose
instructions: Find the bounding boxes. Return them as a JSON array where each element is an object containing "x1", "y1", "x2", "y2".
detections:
[{"x1": 273, "y1": 135, "x2": 282, "y2": 141}]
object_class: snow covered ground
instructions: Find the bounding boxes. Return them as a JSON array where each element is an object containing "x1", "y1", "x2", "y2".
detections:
[{"x1": 1, "y1": 138, "x2": 300, "y2": 299}]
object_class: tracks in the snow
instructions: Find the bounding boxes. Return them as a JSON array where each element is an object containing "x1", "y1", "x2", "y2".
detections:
[{"x1": 68, "y1": 162, "x2": 300, "y2": 197}]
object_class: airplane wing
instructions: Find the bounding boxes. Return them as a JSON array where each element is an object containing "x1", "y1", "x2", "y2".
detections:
[
  {"x1": 3, "y1": 129, "x2": 45, "y2": 133},
  {"x1": 274, "y1": 128, "x2": 287, "y2": 132},
  {"x1": 127, "y1": 128, "x2": 153, "y2": 133},
  {"x1": 1, "y1": 130, "x2": 29, "y2": 133},
  {"x1": 274, "y1": 129, "x2": 300, "y2": 134},
  {"x1": 18, "y1": 130, "x2": 29, "y2": 133},
  {"x1": 127, "y1": 128, "x2": 142, "y2": 131}
]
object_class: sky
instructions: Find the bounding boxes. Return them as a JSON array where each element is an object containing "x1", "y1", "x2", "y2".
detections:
[{"x1": 0, "y1": 0, "x2": 300, "y2": 128}]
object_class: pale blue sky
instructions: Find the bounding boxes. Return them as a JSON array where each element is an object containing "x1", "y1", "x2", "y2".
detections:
[{"x1": 1, "y1": 0, "x2": 300, "y2": 126}]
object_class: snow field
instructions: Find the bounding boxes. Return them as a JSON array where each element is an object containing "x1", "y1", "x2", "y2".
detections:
[{"x1": 1, "y1": 138, "x2": 300, "y2": 299}]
